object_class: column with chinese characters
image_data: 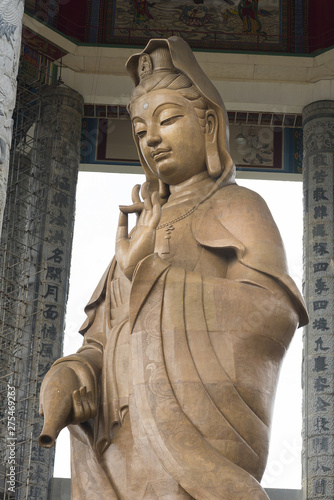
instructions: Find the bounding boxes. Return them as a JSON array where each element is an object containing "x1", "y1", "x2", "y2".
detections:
[
  {"x1": 16, "y1": 85, "x2": 83, "y2": 500},
  {"x1": 302, "y1": 100, "x2": 334, "y2": 500}
]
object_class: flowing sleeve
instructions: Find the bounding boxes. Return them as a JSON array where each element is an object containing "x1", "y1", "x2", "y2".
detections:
[{"x1": 192, "y1": 184, "x2": 308, "y2": 327}]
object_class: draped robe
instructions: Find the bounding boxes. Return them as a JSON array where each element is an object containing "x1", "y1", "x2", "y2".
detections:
[{"x1": 59, "y1": 179, "x2": 307, "y2": 499}]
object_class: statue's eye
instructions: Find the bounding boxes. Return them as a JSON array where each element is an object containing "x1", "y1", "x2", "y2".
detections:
[
  {"x1": 160, "y1": 115, "x2": 182, "y2": 126},
  {"x1": 136, "y1": 130, "x2": 146, "y2": 139}
]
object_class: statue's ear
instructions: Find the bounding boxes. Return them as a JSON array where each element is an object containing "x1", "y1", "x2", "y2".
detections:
[{"x1": 205, "y1": 109, "x2": 222, "y2": 178}]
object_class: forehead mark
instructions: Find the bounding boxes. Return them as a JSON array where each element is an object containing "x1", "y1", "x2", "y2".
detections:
[{"x1": 143, "y1": 102, "x2": 149, "y2": 110}]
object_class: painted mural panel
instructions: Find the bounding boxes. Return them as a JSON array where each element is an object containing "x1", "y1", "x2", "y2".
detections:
[{"x1": 107, "y1": 0, "x2": 290, "y2": 52}]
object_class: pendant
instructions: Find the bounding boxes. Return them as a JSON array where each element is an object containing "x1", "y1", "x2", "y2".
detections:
[
  {"x1": 157, "y1": 205, "x2": 196, "y2": 255},
  {"x1": 161, "y1": 224, "x2": 174, "y2": 255}
]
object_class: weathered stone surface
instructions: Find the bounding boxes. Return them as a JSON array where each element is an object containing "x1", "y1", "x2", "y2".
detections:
[{"x1": 0, "y1": 0, "x2": 24, "y2": 232}]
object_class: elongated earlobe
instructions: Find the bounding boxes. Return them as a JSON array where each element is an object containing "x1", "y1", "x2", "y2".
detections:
[{"x1": 205, "y1": 110, "x2": 222, "y2": 178}]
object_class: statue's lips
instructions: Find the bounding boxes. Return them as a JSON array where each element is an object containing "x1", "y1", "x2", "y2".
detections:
[{"x1": 151, "y1": 149, "x2": 171, "y2": 162}]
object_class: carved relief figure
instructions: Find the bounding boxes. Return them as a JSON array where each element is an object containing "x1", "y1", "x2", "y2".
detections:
[
  {"x1": 39, "y1": 36, "x2": 308, "y2": 499},
  {"x1": 0, "y1": 0, "x2": 22, "y2": 44}
]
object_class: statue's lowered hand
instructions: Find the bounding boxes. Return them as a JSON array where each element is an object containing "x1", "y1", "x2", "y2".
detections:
[{"x1": 38, "y1": 365, "x2": 96, "y2": 448}]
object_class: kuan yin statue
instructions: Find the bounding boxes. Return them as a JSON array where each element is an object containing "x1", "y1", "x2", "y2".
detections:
[{"x1": 39, "y1": 36, "x2": 308, "y2": 499}]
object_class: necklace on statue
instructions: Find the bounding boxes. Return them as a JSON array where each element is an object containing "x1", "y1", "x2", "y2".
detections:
[{"x1": 157, "y1": 205, "x2": 197, "y2": 254}]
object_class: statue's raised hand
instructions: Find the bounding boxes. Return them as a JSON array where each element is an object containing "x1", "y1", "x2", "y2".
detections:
[{"x1": 116, "y1": 183, "x2": 161, "y2": 280}]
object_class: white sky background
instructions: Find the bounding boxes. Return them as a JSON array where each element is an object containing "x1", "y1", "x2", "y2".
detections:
[{"x1": 54, "y1": 171, "x2": 304, "y2": 490}]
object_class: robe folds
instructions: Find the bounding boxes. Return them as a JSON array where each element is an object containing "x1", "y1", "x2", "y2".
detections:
[{"x1": 62, "y1": 183, "x2": 307, "y2": 500}]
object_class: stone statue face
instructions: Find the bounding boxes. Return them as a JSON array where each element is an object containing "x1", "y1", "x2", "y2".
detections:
[{"x1": 131, "y1": 89, "x2": 207, "y2": 185}]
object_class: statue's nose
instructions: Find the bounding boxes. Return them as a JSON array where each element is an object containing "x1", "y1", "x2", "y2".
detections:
[{"x1": 146, "y1": 127, "x2": 161, "y2": 147}]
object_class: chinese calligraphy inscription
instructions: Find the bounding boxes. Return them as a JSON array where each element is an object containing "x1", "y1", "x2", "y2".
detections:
[{"x1": 303, "y1": 101, "x2": 334, "y2": 498}]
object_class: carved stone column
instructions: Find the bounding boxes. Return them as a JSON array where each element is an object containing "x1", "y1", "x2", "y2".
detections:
[
  {"x1": 0, "y1": 85, "x2": 83, "y2": 499},
  {"x1": 20, "y1": 85, "x2": 83, "y2": 500},
  {"x1": 0, "y1": 0, "x2": 25, "y2": 234},
  {"x1": 302, "y1": 100, "x2": 334, "y2": 499}
]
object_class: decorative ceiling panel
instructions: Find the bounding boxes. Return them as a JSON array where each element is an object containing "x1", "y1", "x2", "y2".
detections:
[
  {"x1": 25, "y1": 0, "x2": 309, "y2": 53},
  {"x1": 106, "y1": 0, "x2": 291, "y2": 52}
]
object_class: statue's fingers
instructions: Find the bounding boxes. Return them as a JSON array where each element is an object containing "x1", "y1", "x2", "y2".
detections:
[
  {"x1": 79, "y1": 386, "x2": 91, "y2": 420},
  {"x1": 87, "y1": 391, "x2": 97, "y2": 418},
  {"x1": 119, "y1": 202, "x2": 144, "y2": 214},
  {"x1": 151, "y1": 192, "x2": 162, "y2": 225},
  {"x1": 79, "y1": 386, "x2": 87, "y2": 401},
  {"x1": 144, "y1": 194, "x2": 152, "y2": 211},
  {"x1": 116, "y1": 212, "x2": 128, "y2": 240},
  {"x1": 72, "y1": 389, "x2": 85, "y2": 423},
  {"x1": 131, "y1": 184, "x2": 141, "y2": 204},
  {"x1": 141, "y1": 182, "x2": 149, "y2": 201},
  {"x1": 151, "y1": 191, "x2": 161, "y2": 208},
  {"x1": 118, "y1": 211, "x2": 128, "y2": 227}
]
